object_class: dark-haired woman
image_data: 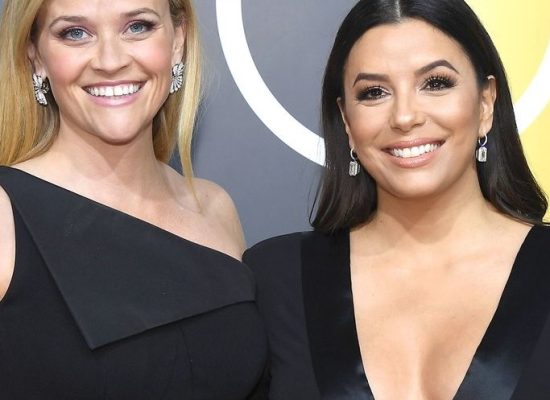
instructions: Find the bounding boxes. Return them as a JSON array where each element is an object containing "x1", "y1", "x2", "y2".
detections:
[{"x1": 244, "y1": 0, "x2": 550, "y2": 399}]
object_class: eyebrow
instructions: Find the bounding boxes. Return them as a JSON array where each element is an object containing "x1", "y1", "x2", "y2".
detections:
[
  {"x1": 352, "y1": 59, "x2": 460, "y2": 86},
  {"x1": 124, "y1": 8, "x2": 161, "y2": 19},
  {"x1": 48, "y1": 8, "x2": 161, "y2": 29}
]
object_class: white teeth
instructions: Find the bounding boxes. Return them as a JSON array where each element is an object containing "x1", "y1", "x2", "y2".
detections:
[
  {"x1": 86, "y1": 84, "x2": 140, "y2": 97},
  {"x1": 390, "y1": 143, "x2": 440, "y2": 158}
]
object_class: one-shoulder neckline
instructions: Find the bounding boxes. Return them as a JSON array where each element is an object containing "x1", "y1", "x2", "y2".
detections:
[
  {"x1": 0, "y1": 165, "x2": 257, "y2": 349},
  {"x1": 0, "y1": 165, "x2": 245, "y2": 267}
]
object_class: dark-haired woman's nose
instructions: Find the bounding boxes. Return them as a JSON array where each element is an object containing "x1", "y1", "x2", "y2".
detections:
[{"x1": 389, "y1": 93, "x2": 426, "y2": 133}]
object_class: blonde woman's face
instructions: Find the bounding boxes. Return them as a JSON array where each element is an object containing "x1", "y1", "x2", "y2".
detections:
[{"x1": 29, "y1": 0, "x2": 185, "y2": 147}]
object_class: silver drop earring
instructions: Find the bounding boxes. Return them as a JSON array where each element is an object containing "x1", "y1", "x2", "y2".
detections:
[
  {"x1": 170, "y1": 63, "x2": 185, "y2": 94},
  {"x1": 476, "y1": 135, "x2": 488, "y2": 163},
  {"x1": 32, "y1": 73, "x2": 49, "y2": 106},
  {"x1": 349, "y1": 148, "x2": 360, "y2": 176}
]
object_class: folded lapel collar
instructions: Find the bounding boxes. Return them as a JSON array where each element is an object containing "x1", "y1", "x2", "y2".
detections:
[{"x1": 0, "y1": 167, "x2": 255, "y2": 350}]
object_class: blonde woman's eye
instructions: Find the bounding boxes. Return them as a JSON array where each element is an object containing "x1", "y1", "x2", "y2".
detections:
[
  {"x1": 60, "y1": 28, "x2": 89, "y2": 41},
  {"x1": 127, "y1": 21, "x2": 154, "y2": 34}
]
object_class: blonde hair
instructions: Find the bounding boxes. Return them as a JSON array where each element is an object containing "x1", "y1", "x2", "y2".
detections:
[{"x1": 0, "y1": 0, "x2": 202, "y2": 179}]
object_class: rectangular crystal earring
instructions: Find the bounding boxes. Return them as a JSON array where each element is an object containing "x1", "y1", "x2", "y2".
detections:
[
  {"x1": 476, "y1": 135, "x2": 488, "y2": 163},
  {"x1": 349, "y1": 148, "x2": 360, "y2": 176}
]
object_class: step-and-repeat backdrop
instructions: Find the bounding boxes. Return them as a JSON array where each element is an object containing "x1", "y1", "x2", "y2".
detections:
[
  {"x1": 193, "y1": 0, "x2": 550, "y2": 244},
  {"x1": 2, "y1": 1, "x2": 548, "y2": 244}
]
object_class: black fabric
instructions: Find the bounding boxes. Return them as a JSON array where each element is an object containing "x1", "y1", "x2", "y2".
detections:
[
  {"x1": 245, "y1": 227, "x2": 550, "y2": 400},
  {"x1": 0, "y1": 166, "x2": 268, "y2": 400},
  {"x1": 244, "y1": 233, "x2": 321, "y2": 400},
  {"x1": 301, "y1": 232, "x2": 372, "y2": 399}
]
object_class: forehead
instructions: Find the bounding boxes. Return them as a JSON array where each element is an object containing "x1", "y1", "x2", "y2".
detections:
[
  {"x1": 345, "y1": 19, "x2": 472, "y2": 74},
  {"x1": 38, "y1": 0, "x2": 171, "y2": 20}
]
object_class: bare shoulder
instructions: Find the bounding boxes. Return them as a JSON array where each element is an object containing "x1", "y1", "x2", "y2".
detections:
[
  {"x1": 192, "y1": 178, "x2": 245, "y2": 245},
  {"x1": 492, "y1": 213, "x2": 533, "y2": 243},
  {"x1": 0, "y1": 186, "x2": 16, "y2": 300},
  {"x1": 162, "y1": 165, "x2": 246, "y2": 258}
]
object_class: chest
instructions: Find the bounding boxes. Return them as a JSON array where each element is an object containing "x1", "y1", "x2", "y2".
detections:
[{"x1": 350, "y1": 254, "x2": 515, "y2": 399}]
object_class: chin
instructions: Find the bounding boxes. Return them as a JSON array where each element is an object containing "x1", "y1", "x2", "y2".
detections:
[
  {"x1": 91, "y1": 131, "x2": 144, "y2": 147},
  {"x1": 381, "y1": 181, "x2": 447, "y2": 201}
]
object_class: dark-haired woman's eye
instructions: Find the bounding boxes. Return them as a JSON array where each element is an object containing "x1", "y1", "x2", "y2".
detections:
[
  {"x1": 423, "y1": 75, "x2": 456, "y2": 91},
  {"x1": 356, "y1": 86, "x2": 389, "y2": 101}
]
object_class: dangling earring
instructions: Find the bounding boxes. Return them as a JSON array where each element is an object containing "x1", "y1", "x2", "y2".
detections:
[
  {"x1": 476, "y1": 135, "x2": 488, "y2": 163},
  {"x1": 32, "y1": 73, "x2": 49, "y2": 106},
  {"x1": 349, "y1": 148, "x2": 360, "y2": 176},
  {"x1": 170, "y1": 63, "x2": 185, "y2": 94}
]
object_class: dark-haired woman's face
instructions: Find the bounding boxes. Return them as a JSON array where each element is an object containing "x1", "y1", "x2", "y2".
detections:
[{"x1": 338, "y1": 19, "x2": 496, "y2": 202}]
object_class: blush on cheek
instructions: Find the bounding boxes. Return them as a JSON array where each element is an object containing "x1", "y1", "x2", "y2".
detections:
[
  {"x1": 434, "y1": 95, "x2": 481, "y2": 135},
  {"x1": 137, "y1": 37, "x2": 175, "y2": 68},
  {"x1": 345, "y1": 108, "x2": 389, "y2": 144}
]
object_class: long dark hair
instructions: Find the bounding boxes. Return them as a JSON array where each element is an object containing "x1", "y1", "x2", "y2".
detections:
[{"x1": 311, "y1": 0, "x2": 548, "y2": 233}]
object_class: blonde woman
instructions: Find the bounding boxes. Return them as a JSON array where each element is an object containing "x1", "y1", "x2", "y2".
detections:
[{"x1": 0, "y1": 0, "x2": 267, "y2": 398}]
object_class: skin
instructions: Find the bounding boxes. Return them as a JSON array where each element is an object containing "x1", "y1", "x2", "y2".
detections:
[
  {"x1": 0, "y1": 0, "x2": 245, "y2": 301},
  {"x1": 338, "y1": 19, "x2": 531, "y2": 400}
]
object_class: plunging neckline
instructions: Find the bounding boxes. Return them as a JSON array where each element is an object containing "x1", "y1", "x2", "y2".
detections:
[
  {"x1": 300, "y1": 227, "x2": 550, "y2": 399},
  {"x1": 349, "y1": 227, "x2": 532, "y2": 399}
]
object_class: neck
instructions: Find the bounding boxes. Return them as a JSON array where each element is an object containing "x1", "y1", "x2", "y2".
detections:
[
  {"x1": 33, "y1": 126, "x2": 170, "y2": 202},
  {"x1": 361, "y1": 174, "x2": 497, "y2": 247}
]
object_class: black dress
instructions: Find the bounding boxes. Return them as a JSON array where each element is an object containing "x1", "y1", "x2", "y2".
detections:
[
  {"x1": 0, "y1": 166, "x2": 268, "y2": 400},
  {"x1": 244, "y1": 227, "x2": 550, "y2": 399}
]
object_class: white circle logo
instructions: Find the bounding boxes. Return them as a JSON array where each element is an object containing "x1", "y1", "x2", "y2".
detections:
[{"x1": 216, "y1": 0, "x2": 550, "y2": 166}]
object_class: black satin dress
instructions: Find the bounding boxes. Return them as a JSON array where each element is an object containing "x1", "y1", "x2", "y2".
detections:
[
  {"x1": 244, "y1": 227, "x2": 550, "y2": 399},
  {"x1": 0, "y1": 166, "x2": 268, "y2": 400}
]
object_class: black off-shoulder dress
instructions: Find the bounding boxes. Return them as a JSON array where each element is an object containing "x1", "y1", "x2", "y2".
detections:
[
  {"x1": 0, "y1": 166, "x2": 268, "y2": 400},
  {"x1": 244, "y1": 227, "x2": 550, "y2": 399}
]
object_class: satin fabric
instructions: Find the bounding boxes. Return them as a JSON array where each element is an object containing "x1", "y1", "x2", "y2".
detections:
[
  {"x1": 301, "y1": 229, "x2": 550, "y2": 399},
  {"x1": 246, "y1": 228, "x2": 550, "y2": 399}
]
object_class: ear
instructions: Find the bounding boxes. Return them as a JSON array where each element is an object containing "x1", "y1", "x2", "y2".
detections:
[
  {"x1": 171, "y1": 22, "x2": 186, "y2": 65},
  {"x1": 27, "y1": 41, "x2": 46, "y2": 78},
  {"x1": 478, "y1": 75, "x2": 496, "y2": 138},
  {"x1": 337, "y1": 97, "x2": 355, "y2": 148}
]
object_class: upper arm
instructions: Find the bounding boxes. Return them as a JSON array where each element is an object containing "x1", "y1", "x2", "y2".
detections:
[{"x1": 0, "y1": 186, "x2": 16, "y2": 301}]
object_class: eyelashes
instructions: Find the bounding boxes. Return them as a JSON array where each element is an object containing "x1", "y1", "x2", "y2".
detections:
[
  {"x1": 356, "y1": 85, "x2": 388, "y2": 101},
  {"x1": 59, "y1": 27, "x2": 89, "y2": 41},
  {"x1": 355, "y1": 74, "x2": 457, "y2": 102},
  {"x1": 423, "y1": 74, "x2": 457, "y2": 91},
  {"x1": 126, "y1": 20, "x2": 156, "y2": 35}
]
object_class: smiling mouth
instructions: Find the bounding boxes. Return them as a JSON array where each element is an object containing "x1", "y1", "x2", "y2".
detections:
[
  {"x1": 387, "y1": 142, "x2": 442, "y2": 158},
  {"x1": 85, "y1": 83, "x2": 142, "y2": 97}
]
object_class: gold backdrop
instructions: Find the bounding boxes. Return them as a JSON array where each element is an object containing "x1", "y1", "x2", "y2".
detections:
[{"x1": 468, "y1": 0, "x2": 550, "y2": 220}]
